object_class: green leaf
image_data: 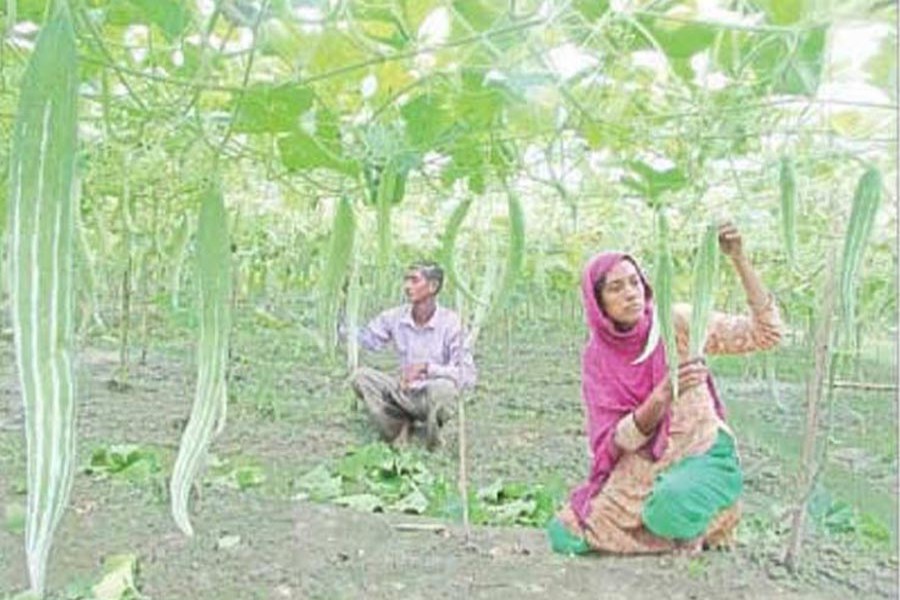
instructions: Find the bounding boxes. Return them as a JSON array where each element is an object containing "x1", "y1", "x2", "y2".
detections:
[
  {"x1": 216, "y1": 534, "x2": 242, "y2": 550},
  {"x1": 823, "y1": 501, "x2": 857, "y2": 534},
  {"x1": 296, "y1": 465, "x2": 343, "y2": 501},
  {"x1": 91, "y1": 554, "x2": 139, "y2": 600},
  {"x1": 368, "y1": 474, "x2": 409, "y2": 502},
  {"x1": 86, "y1": 444, "x2": 161, "y2": 480},
  {"x1": 477, "y1": 479, "x2": 505, "y2": 503},
  {"x1": 6, "y1": 0, "x2": 47, "y2": 22},
  {"x1": 773, "y1": 26, "x2": 827, "y2": 96},
  {"x1": 350, "y1": 4, "x2": 410, "y2": 50},
  {"x1": 457, "y1": 70, "x2": 510, "y2": 130},
  {"x1": 754, "y1": 0, "x2": 810, "y2": 25},
  {"x1": 335, "y1": 493, "x2": 383, "y2": 512},
  {"x1": 859, "y1": 513, "x2": 890, "y2": 543},
  {"x1": 106, "y1": 0, "x2": 191, "y2": 40},
  {"x1": 232, "y1": 84, "x2": 314, "y2": 134},
  {"x1": 442, "y1": 139, "x2": 486, "y2": 193},
  {"x1": 278, "y1": 131, "x2": 356, "y2": 175},
  {"x1": 4, "y1": 503, "x2": 26, "y2": 534},
  {"x1": 234, "y1": 466, "x2": 265, "y2": 490},
  {"x1": 623, "y1": 160, "x2": 688, "y2": 201},
  {"x1": 258, "y1": 17, "x2": 306, "y2": 64},
  {"x1": 574, "y1": 0, "x2": 609, "y2": 21},
  {"x1": 391, "y1": 489, "x2": 429, "y2": 514},
  {"x1": 722, "y1": 27, "x2": 828, "y2": 96},
  {"x1": 635, "y1": 16, "x2": 717, "y2": 60},
  {"x1": 401, "y1": 94, "x2": 454, "y2": 149},
  {"x1": 307, "y1": 30, "x2": 368, "y2": 76},
  {"x1": 452, "y1": 0, "x2": 502, "y2": 33},
  {"x1": 486, "y1": 498, "x2": 537, "y2": 524},
  {"x1": 335, "y1": 444, "x2": 396, "y2": 481}
]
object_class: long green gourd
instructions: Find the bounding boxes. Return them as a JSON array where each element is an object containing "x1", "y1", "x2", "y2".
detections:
[
  {"x1": 688, "y1": 224, "x2": 720, "y2": 357},
  {"x1": 375, "y1": 162, "x2": 403, "y2": 276},
  {"x1": 168, "y1": 213, "x2": 191, "y2": 309},
  {"x1": 839, "y1": 168, "x2": 882, "y2": 332},
  {"x1": 440, "y1": 197, "x2": 488, "y2": 306},
  {"x1": 653, "y1": 211, "x2": 679, "y2": 398},
  {"x1": 8, "y1": 2, "x2": 78, "y2": 594},
  {"x1": 319, "y1": 195, "x2": 355, "y2": 354},
  {"x1": 170, "y1": 182, "x2": 232, "y2": 536},
  {"x1": 345, "y1": 242, "x2": 361, "y2": 373},
  {"x1": 493, "y1": 184, "x2": 525, "y2": 314},
  {"x1": 779, "y1": 157, "x2": 798, "y2": 268}
]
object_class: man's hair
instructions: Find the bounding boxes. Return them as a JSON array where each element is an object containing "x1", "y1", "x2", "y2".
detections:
[{"x1": 408, "y1": 260, "x2": 444, "y2": 294}]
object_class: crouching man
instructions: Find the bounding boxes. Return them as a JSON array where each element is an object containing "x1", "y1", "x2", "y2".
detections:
[{"x1": 344, "y1": 261, "x2": 476, "y2": 450}]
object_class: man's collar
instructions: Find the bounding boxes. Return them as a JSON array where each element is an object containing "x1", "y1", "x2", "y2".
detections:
[{"x1": 401, "y1": 303, "x2": 439, "y2": 329}]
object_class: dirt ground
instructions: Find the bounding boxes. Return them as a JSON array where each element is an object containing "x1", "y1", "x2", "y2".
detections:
[{"x1": 0, "y1": 317, "x2": 897, "y2": 599}]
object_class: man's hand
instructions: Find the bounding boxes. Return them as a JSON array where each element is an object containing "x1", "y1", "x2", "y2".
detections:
[{"x1": 400, "y1": 363, "x2": 428, "y2": 390}]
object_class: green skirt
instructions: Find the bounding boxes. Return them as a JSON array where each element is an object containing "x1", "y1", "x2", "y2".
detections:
[
  {"x1": 548, "y1": 429, "x2": 742, "y2": 553},
  {"x1": 642, "y1": 429, "x2": 743, "y2": 540}
]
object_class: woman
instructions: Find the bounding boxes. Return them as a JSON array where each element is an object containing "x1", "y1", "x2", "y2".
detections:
[{"x1": 548, "y1": 222, "x2": 781, "y2": 555}]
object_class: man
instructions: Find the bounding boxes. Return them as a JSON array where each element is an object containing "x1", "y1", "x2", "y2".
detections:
[{"x1": 345, "y1": 261, "x2": 476, "y2": 450}]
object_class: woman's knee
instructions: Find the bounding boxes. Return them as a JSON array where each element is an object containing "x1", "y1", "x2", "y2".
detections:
[{"x1": 642, "y1": 475, "x2": 705, "y2": 539}]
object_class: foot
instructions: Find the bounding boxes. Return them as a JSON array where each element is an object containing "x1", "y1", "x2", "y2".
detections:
[
  {"x1": 673, "y1": 538, "x2": 703, "y2": 557},
  {"x1": 390, "y1": 423, "x2": 411, "y2": 448}
]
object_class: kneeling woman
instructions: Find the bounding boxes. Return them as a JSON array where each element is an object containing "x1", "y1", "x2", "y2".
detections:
[{"x1": 549, "y1": 223, "x2": 781, "y2": 555}]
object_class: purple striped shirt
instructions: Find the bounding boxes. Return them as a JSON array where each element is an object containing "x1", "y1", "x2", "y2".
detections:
[{"x1": 356, "y1": 304, "x2": 477, "y2": 390}]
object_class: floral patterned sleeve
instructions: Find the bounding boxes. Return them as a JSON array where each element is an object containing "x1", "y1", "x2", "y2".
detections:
[
  {"x1": 673, "y1": 295, "x2": 782, "y2": 358},
  {"x1": 705, "y1": 294, "x2": 782, "y2": 355}
]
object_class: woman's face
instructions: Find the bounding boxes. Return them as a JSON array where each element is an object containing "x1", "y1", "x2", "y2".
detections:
[{"x1": 597, "y1": 259, "x2": 645, "y2": 330}]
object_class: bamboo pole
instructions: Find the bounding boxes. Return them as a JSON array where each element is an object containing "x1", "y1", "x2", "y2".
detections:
[
  {"x1": 455, "y1": 291, "x2": 471, "y2": 542},
  {"x1": 784, "y1": 245, "x2": 838, "y2": 570},
  {"x1": 830, "y1": 381, "x2": 897, "y2": 392}
]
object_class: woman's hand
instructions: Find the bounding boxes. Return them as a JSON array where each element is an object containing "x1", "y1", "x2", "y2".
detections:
[
  {"x1": 652, "y1": 358, "x2": 710, "y2": 403},
  {"x1": 675, "y1": 357, "x2": 709, "y2": 395},
  {"x1": 718, "y1": 221, "x2": 744, "y2": 258},
  {"x1": 635, "y1": 358, "x2": 710, "y2": 436}
]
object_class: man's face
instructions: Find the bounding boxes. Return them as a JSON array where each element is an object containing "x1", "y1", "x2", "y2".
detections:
[{"x1": 404, "y1": 269, "x2": 436, "y2": 303}]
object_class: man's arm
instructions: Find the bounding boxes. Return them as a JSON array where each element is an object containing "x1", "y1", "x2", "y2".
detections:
[
  {"x1": 428, "y1": 322, "x2": 476, "y2": 389},
  {"x1": 339, "y1": 307, "x2": 393, "y2": 352}
]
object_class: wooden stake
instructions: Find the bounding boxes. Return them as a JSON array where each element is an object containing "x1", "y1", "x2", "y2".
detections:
[
  {"x1": 457, "y1": 302, "x2": 471, "y2": 542},
  {"x1": 830, "y1": 380, "x2": 897, "y2": 392},
  {"x1": 393, "y1": 523, "x2": 447, "y2": 533},
  {"x1": 784, "y1": 246, "x2": 838, "y2": 570},
  {"x1": 457, "y1": 384, "x2": 470, "y2": 541}
]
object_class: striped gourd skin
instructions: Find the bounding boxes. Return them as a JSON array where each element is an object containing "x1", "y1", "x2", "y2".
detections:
[
  {"x1": 168, "y1": 213, "x2": 191, "y2": 309},
  {"x1": 345, "y1": 242, "x2": 362, "y2": 372},
  {"x1": 688, "y1": 224, "x2": 719, "y2": 357},
  {"x1": 375, "y1": 163, "x2": 401, "y2": 273},
  {"x1": 631, "y1": 305, "x2": 660, "y2": 365},
  {"x1": 440, "y1": 197, "x2": 488, "y2": 306},
  {"x1": 466, "y1": 235, "x2": 501, "y2": 346},
  {"x1": 319, "y1": 196, "x2": 355, "y2": 353},
  {"x1": 493, "y1": 187, "x2": 525, "y2": 314},
  {"x1": 653, "y1": 212, "x2": 679, "y2": 398},
  {"x1": 170, "y1": 183, "x2": 232, "y2": 536},
  {"x1": 8, "y1": 4, "x2": 78, "y2": 594},
  {"x1": 839, "y1": 168, "x2": 883, "y2": 330},
  {"x1": 779, "y1": 157, "x2": 797, "y2": 267}
]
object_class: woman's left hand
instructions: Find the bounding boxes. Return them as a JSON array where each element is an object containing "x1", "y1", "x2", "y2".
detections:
[{"x1": 718, "y1": 221, "x2": 744, "y2": 258}]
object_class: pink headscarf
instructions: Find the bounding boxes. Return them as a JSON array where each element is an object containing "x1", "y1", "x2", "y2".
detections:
[{"x1": 568, "y1": 252, "x2": 725, "y2": 524}]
